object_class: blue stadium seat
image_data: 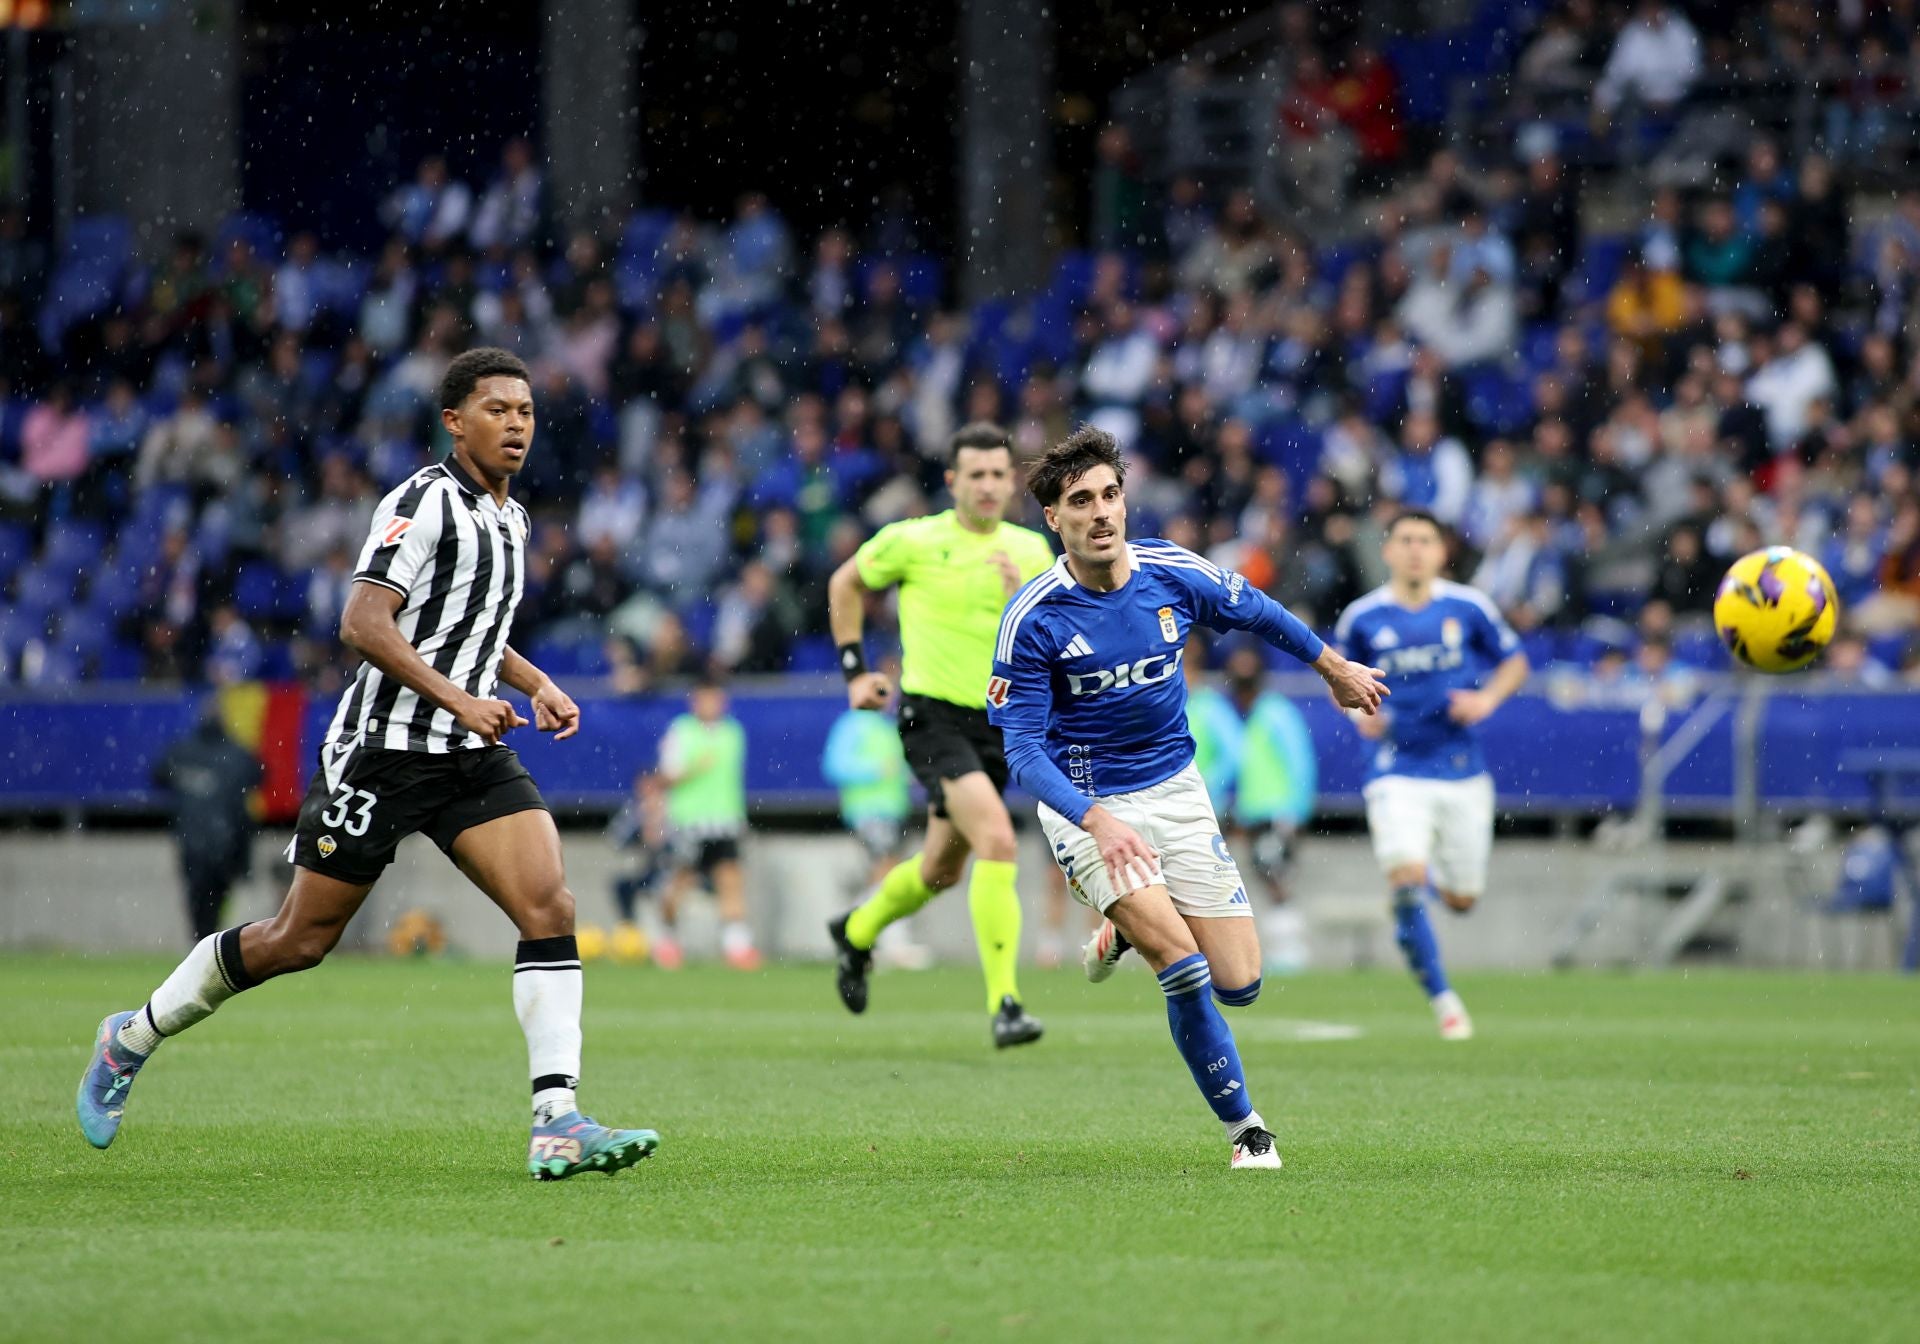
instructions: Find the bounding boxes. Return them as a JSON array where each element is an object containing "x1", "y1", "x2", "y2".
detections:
[
  {"x1": 14, "y1": 566, "x2": 74, "y2": 617},
  {"x1": 898, "y1": 254, "x2": 944, "y2": 308},
  {"x1": 41, "y1": 522, "x2": 108, "y2": 580},
  {"x1": 1462, "y1": 366, "x2": 1534, "y2": 436},
  {"x1": 1521, "y1": 323, "x2": 1560, "y2": 373},
  {"x1": 1585, "y1": 589, "x2": 1645, "y2": 621},
  {"x1": 0, "y1": 604, "x2": 44, "y2": 654},
  {"x1": 618, "y1": 209, "x2": 676, "y2": 265},
  {"x1": 1521, "y1": 629, "x2": 1558, "y2": 667},
  {"x1": 967, "y1": 297, "x2": 1013, "y2": 347},
  {"x1": 526, "y1": 637, "x2": 586, "y2": 679},
  {"x1": 37, "y1": 215, "x2": 134, "y2": 350},
  {"x1": 1674, "y1": 628, "x2": 1730, "y2": 671},
  {"x1": 1316, "y1": 242, "x2": 1372, "y2": 287},
  {"x1": 258, "y1": 640, "x2": 296, "y2": 680},
  {"x1": 216, "y1": 211, "x2": 284, "y2": 263},
  {"x1": 233, "y1": 562, "x2": 284, "y2": 623},
  {"x1": 677, "y1": 598, "x2": 717, "y2": 651},
  {"x1": 0, "y1": 523, "x2": 31, "y2": 585},
  {"x1": 98, "y1": 640, "x2": 146, "y2": 680},
  {"x1": 276, "y1": 572, "x2": 312, "y2": 624},
  {"x1": 1867, "y1": 634, "x2": 1911, "y2": 670},
  {"x1": 787, "y1": 634, "x2": 837, "y2": 673},
  {"x1": 54, "y1": 607, "x2": 112, "y2": 661},
  {"x1": 1048, "y1": 250, "x2": 1095, "y2": 305},
  {"x1": 614, "y1": 252, "x2": 656, "y2": 313},
  {"x1": 86, "y1": 562, "x2": 143, "y2": 618},
  {"x1": 1029, "y1": 294, "x2": 1078, "y2": 366},
  {"x1": 31, "y1": 646, "x2": 82, "y2": 684},
  {"x1": 311, "y1": 257, "x2": 371, "y2": 315},
  {"x1": 1557, "y1": 631, "x2": 1615, "y2": 666},
  {"x1": 1565, "y1": 236, "x2": 1630, "y2": 308},
  {"x1": 61, "y1": 214, "x2": 132, "y2": 269}
]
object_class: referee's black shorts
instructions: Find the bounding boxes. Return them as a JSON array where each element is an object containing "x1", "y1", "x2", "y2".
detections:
[
  {"x1": 288, "y1": 745, "x2": 549, "y2": 886},
  {"x1": 898, "y1": 693, "x2": 1010, "y2": 819}
]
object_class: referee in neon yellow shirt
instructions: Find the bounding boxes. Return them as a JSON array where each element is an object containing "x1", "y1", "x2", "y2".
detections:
[{"x1": 826, "y1": 423, "x2": 1056, "y2": 1047}]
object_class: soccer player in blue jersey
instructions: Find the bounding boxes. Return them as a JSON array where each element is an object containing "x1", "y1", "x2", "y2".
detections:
[
  {"x1": 989, "y1": 428, "x2": 1388, "y2": 1169},
  {"x1": 1333, "y1": 509, "x2": 1530, "y2": 1040}
]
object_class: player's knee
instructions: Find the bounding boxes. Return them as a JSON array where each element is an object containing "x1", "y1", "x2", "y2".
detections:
[
  {"x1": 973, "y1": 824, "x2": 1018, "y2": 865},
  {"x1": 1438, "y1": 889, "x2": 1478, "y2": 913},
  {"x1": 1214, "y1": 977, "x2": 1262, "y2": 1008},
  {"x1": 920, "y1": 853, "x2": 964, "y2": 891},
  {"x1": 258, "y1": 922, "x2": 335, "y2": 975},
  {"x1": 516, "y1": 883, "x2": 575, "y2": 940}
]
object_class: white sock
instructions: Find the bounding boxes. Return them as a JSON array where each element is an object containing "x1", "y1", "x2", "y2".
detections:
[
  {"x1": 532, "y1": 1086, "x2": 578, "y2": 1126},
  {"x1": 115, "y1": 1005, "x2": 165, "y2": 1057},
  {"x1": 1228, "y1": 1110, "x2": 1268, "y2": 1143},
  {"x1": 137, "y1": 926, "x2": 258, "y2": 1043},
  {"x1": 515, "y1": 936, "x2": 583, "y2": 1122},
  {"x1": 721, "y1": 921, "x2": 754, "y2": 955}
]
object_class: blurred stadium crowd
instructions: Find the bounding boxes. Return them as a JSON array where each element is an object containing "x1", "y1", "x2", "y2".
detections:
[{"x1": 3, "y1": 1, "x2": 1920, "y2": 697}]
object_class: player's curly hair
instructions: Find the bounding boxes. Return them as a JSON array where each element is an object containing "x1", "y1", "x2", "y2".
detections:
[
  {"x1": 439, "y1": 347, "x2": 532, "y2": 411},
  {"x1": 1028, "y1": 425, "x2": 1126, "y2": 507}
]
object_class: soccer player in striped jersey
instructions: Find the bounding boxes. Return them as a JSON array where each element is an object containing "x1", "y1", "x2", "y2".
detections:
[
  {"x1": 1333, "y1": 509, "x2": 1530, "y2": 1041},
  {"x1": 76, "y1": 348, "x2": 658, "y2": 1181},
  {"x1": 990, "y1": 428, "x2": 1388, "y2": 1167}
]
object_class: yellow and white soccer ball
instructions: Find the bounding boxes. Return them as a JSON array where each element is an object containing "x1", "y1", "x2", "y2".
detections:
[
  {"x1": 575, "y1": 924, "x2": 609, "y2": 961},
  {"x1": 1712, "y1": 546, "x2": 1839, "y2": 674}
]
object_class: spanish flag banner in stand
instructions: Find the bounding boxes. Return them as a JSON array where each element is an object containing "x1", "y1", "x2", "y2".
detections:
[{"x1": 215, "y1": 681, "x2": 307, "y2": 824}]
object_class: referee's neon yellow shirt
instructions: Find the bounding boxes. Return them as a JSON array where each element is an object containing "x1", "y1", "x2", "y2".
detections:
[{"x1": 855, "y1": 510, "x2": 1056, "y2": 709}]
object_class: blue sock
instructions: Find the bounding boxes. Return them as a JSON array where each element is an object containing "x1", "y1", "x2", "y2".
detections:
[
  {"x1": 1157, "y1": 954, "x2": 1254, "y2": 1129},
  {"x1": 1393, "y1": 884, "x2": 1449, "y2": 998}
]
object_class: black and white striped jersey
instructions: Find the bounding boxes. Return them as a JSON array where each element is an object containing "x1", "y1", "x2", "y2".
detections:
[{"x1": 320, "y1": 457, "x2": 531, "y2": 767}]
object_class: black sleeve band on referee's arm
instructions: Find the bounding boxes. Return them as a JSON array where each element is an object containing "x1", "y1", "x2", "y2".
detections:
[{"x1": 838, "y1": 642, "x2": 868, "y2": 681}]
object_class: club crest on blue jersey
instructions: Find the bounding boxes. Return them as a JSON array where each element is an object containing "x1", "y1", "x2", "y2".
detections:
[{"x1": 1158, "y1": 605, "x2": 1179, "y2": 643}]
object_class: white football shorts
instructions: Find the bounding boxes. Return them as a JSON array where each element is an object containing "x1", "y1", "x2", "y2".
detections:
[
  {"x1": 1038, "y1": 763, "x2": 1251, "y2": 919},
  {"x1": 1362, "y1": 772, "x2": 1496, "y2": 897}
]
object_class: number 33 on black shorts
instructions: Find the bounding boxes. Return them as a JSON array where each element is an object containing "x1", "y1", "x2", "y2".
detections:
[{"x1": 286, "y1": 745, "x2": 549, "y2": 886}]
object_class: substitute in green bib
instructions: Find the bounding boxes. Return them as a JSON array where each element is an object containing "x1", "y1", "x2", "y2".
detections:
[
  {"x1": 825, "y1": 422, "x2": 1056, "y2": 1047},
  {"x1": 656, "y1": 677, "x2": 757, "y2": 972},
  {"x1": 1223, "y1": 644, "x2": 1319, "y2": 972}
]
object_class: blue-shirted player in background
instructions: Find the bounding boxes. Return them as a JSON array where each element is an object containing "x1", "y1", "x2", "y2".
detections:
[
  {"x1": 990, "y1": 428, "x2": 1388, "y2": 1169},
  {"x1": 1334, "y1": 509, "x2": 1530, "y2": 1041}
]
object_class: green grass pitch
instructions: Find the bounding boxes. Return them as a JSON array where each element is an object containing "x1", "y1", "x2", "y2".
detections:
[{"x1": 2, "y1": 956, "x2": 1915, "y2": 1342}]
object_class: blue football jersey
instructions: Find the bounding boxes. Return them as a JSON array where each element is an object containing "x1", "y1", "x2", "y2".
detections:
[
  {"x1": 1333, "y1": 579, "x2": 1522, "y2": 782},
  {"x1": 988, "y1": 540, "x2": 1324, "y2": 825}
]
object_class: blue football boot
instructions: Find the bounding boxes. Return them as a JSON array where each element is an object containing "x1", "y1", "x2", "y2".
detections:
[
  {"x1": 77, "y1": 1011, "x2": 148, "y2": 1150},
  {"x1": 528, "y1": 1111, "x2": 660, "y2": 1180}
]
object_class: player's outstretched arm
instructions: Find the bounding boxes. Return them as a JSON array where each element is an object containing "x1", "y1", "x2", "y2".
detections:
[
  {"x1": 1162, "y1": 547, "x2": 1389, "y2": 714},
  {"x1": 1313, "y1": 645, "x2": 1391, "y2": 715},
  {"x1": 340, "y1": 582, "x2": 527, "y2": 745},
  {"x1": 501, "y1": 645, "x2": 580, "y2": 740},
  {"x1": 828, "y1": 556, "x2": 893, "y2": 710}
]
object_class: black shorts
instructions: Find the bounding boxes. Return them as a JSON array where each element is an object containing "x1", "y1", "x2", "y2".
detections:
[
  {"x1": 898, "y1": 694, "x2": 1009, "y2": 819},
  {"x1": 289, "y1": 745, "x2": 548, "y2": 885},
  {"x1": 672, "y1": 834, "x2": 741, "y2": 878}
]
